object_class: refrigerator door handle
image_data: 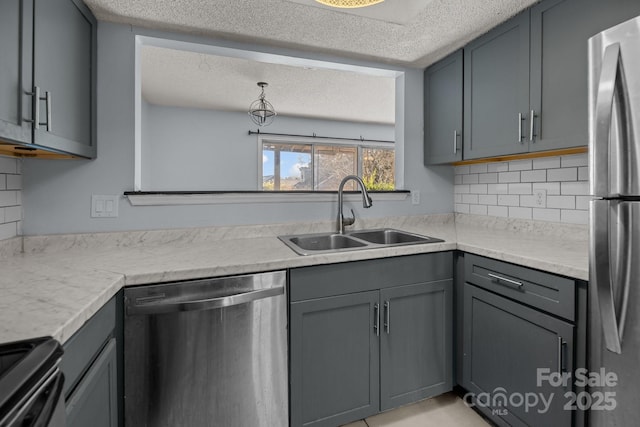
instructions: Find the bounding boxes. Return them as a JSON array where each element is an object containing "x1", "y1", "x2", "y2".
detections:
[
  {"x1": 592, "y1": 42, "x2": 628, "y2": 197},
  {"x1": 590, "y1": 200, "x2": 623, "y2": 353}
]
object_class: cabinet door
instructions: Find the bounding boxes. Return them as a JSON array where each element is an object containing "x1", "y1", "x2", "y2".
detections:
[
  {"x1": 32, "y1": 0, "x2": 96, "y2": 158},
  {"x1": 66, "y1": 338, "x2": 118, "y2": 427},
  {"x1": 463, "y1": 11, "x2": 530, "y2": 159},
  {"x1": 530, "y1": 0, "x2": 640, "y2": 152},
  {"x1": 380, "y1": 280, "x2": 453, "y2": 411},
  {"x1": 0, "y1": 0, "x2": 32, "y2": 145},
  {"x1": 463, "y1": 284, "x2": 574, "y2": 427},
  {"x1": 290, "y1": 291, "x2": 380, "y2": 427},
  {"x1": 424, "y1": 50, "x2": 463, "y2": 164}
]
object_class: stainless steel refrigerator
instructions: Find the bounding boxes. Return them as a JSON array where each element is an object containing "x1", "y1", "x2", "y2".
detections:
[{"x1": 589, "y1": 14, "x2": 640, "y2": 426}]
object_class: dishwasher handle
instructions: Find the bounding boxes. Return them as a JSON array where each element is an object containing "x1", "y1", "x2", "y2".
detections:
[{"x1": 127, "y1": 286, "x2": 284, "y2": 315}]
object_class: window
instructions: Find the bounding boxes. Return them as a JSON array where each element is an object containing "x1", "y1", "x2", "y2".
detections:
[{"x1": 261, "y1": 138, "x2": 395, "y2": 191}]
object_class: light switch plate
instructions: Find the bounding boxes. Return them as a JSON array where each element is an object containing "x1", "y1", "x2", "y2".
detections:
[
  {"x1": 92, "y1": 195, "x2": 119, "y2": 218},
  {"x1": 411, "y1": 190, "x2": 420, "y2": 205}
]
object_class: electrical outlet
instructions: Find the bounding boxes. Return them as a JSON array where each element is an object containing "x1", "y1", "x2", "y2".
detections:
[
  {"x1": 92, "y1": 195, "x2": 119, "y2": 218},
  {"x1": 411, "y1": 190, "x2": 420, "y2": 205},
  {"x1": 534, "y1": 189, "x2": 546, "y2": 208}
]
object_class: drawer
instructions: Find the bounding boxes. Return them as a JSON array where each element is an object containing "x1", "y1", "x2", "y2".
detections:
[
  {"x1": 62, "y1": 297, "x2": 116, "y2": 398},
  {"x1": 290, "y1": 252, "x2": 453, "y2": 302},
  {"x1": 464, "y1": 254, "x2": 575, "y2": 321}
]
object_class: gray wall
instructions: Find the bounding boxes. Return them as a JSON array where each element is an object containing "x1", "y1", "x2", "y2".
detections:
[
  {"x1": 142, "y1": 101, "x2": 395, "y2": 191},
  {"x1": 22, "y1": 22, "x2": 453, "y2": 235}
]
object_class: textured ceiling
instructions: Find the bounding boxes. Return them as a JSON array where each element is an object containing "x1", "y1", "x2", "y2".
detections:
[
  {"x1": 84, "y1": 0, "x2": 539, "y2": 68},
  {"x1": 141, "y1": 46, "x2": 396, "y2": 124}
]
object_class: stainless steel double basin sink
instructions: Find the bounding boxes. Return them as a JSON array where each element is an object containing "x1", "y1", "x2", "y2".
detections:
[{"x1": 278, "y1": 228, "x2": 444, "y2": 256}]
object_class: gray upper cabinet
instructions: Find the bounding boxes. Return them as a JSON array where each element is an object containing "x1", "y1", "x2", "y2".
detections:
[
  {"x1": 424, "y1": 50, "x2": 463, "y2": 165},
  {"x1": 0, "y1": 0, "x2": 31, "y2": 145},
  {"x1": 463, "y1": 12, "x2": 530, "y2": 160},
  {"x1": 0, "y1": 0, "x2": 96, "y2": 158},
  {"x1": 529, "y1": 0, "x2": 640, "y2": 152}
]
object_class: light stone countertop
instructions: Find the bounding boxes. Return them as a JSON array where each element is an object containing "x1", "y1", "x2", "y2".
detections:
[{"x1": 0, "y1": 214, "x2": 588, "y2": 345}]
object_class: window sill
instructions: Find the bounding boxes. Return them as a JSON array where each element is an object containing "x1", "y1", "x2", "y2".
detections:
[{"x1": 124, "y1": 191, "x2": 410, "y2": 206}]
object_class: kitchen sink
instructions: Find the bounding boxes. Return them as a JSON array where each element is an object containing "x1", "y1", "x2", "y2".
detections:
[
  {"x1": 279, "y1": 228, "x2": 443, "y2": 255},
  {"x1": 288, "y1": 234, "x2": 367, "y2": 252}
]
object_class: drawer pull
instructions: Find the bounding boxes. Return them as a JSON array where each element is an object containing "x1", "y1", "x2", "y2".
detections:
[{"x1": 487, "y1": 273, "x2": 523, "y2": 288}]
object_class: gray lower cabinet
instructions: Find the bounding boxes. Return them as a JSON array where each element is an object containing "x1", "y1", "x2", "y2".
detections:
[
  {"x1": 423, "y1": 50, "x2": 463, "y2": 165},
  {"x1": 62, "y1": 295, "x2": 120, "y2": 427},
  {"x1": 461, "y1": 253, "x2": 581, "y2": 427},
  {"x1": 290, "y1": 253, "x2": 453, "y2": 427},
  {"x1": 0, "y1": 0, "x2": 96, "y2": 158}
]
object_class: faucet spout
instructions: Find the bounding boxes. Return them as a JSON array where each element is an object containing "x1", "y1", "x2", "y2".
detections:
[{"x1": 337, "y1": 175, "x2": 373, "y2": 234}]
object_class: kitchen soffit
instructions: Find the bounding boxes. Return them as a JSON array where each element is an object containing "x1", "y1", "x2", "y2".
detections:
[{"x1": 84, "y1": 0, "x2": 539, "y2": 68}]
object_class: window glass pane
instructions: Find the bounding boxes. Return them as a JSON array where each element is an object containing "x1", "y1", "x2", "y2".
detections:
[
  {"x1": 314, "y1": 145, "x2": 357, "y2": 190},
  {"x1": 362, "y1": 147, "x2": 395, "y2": 190},
  {"x1": 262, "y1": 143, "x2": 312, "y2": 190}
]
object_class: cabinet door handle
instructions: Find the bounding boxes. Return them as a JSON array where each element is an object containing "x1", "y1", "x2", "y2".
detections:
[
  {"x1": 487, "y1": 273, "x2": 523, "y2": 288},
  {"x1": 383, "y1": 301, "x2": 390, "y2": 334},
  {"x1": 529, "y1": 110, "x2": 536, "y2": 142},
  {"x1": 44, "y1": 91, "x2": 52, "y2": 132},
  {"x1": 557, "y1": 337, "x2": 565, "y2": 374},
  {"x1": 373, "y1": 303, "x2": 380, "y2": 336},
  {"x1": 453, "y1": 130, "x2": 459, "y2": 154},
  {"x1": 517, "y1": 113, "x2": 525, "y2": 143}
]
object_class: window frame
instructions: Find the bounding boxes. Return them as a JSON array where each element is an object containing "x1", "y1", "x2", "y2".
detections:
[{"x1": 257, "y1": 134, "x2": 395, "y2": 191}]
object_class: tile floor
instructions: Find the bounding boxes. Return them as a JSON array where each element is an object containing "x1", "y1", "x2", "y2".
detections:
[{"x1": 341, "y1": 393, "x2": 490, "y2": 427}]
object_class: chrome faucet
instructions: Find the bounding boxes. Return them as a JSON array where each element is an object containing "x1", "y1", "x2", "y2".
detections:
[{"x1": 337, "y1": 175, "x2": 372, "y2": 234}]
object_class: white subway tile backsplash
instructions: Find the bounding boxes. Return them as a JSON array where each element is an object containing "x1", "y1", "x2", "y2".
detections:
[
  {"x1": 509, "y1": 160, "x2": 533, "y2": 171},
  {"x1": 455, "y1": 203, "x2": 470, "y2": 214},
  {"x1": 0, "y1": 157, "x2": 17, "y2": 174},
  {"x1": 6, "y1": 175, "x2": 21, "y2": 190},
  {"x1": 561, "y1": 154, "x2": 588, "y2": 168},
  {"x1": 0, "y1": 191, "x2": 18, "y2": 208},
  {"x1": 533, "y1": 182, "x2": 560, "y2": 195},
  {"x1": 521, "y1": 169, "x2": 546, "y2": 182},
  {"x1": 455, "y1": 165, "x2": 470, "y2": 175},
  {"x1": 470, "y1": 204, "x2": 488, "y2": 215},
  {"x1": 479, "y1": 173, "x2": 498, "y2": 184},
  {"x1": 561, "y1": 181, "x2": 589, "y2": 195},
  {"x1": 488, "y1": 205, "x2": 509, "y2": 217},
  {"x1": 498, "y1": 195, "x2": 520, "y2": 206},
  {"x1": 0, "y1": 156, "x2": 22, "y2": 240},
  {"x1": 578, "y1": 166, "x2": 589, "y2": 181},
  {"x1": 478, "y1": 194, "x2": 498, "y2": 205},
  {"x1": 469, "y1": 184, "x2": 488, "y2": 194},
  {"x1": 547, "y1": 168, "x2": 577, "y2": 182},
  {"x1": 454, "y1": 185, "x2": 470, "y2": 194},
  {"x1": 533, "y1": 157, "x2": 560, "y2": 169},
  {"x1": 509, "y1": 206, "x2": 532, "y2": 219},
  {"x1": 487, "y1": 184, "x2": 508, "y2": 194},
  {"x1": 547, "y1": 195, "x2": 576, "y2": 209},
  {"x1": 4, "y1": 206, "x2": 21, "y2": 222},
  {"x1": 498, "y1": 171, "x2": 520, "y2": 183},
  {"x1": 533, "y1": 208, "x2": 561, "y2": 222},
  {"x1": 576, "y1": 196, "x2": 590, "y2": 210},
  {"x1": 469, "y1": 164, "x2": 488, "y2": 174},
  {"x1": 462, "y1": 194, "x2": 479, "y2": 204},
  {"x1": 462, "y1": 174, "x2": 479, "y2": 184},
  {"x1": 487, "y1": 162, "x2": 509, "y2": 173},
  {"x1": 453, "y1": 155, "x2": 589, "y2": 225},
  {"x1": 561, "y1": 209, "x2": 588, "y2": 224},
  {"x1": 508, "y1": 183, "x2": 532, "y2": 195}
]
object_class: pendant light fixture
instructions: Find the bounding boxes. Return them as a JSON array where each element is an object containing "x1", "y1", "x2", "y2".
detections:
[
  {"x1": 248, "y1": 82, "x2": 276, "y2": 127},
  {"x1": 315, "y1": 0, "x2": 384, "y2": 8}
]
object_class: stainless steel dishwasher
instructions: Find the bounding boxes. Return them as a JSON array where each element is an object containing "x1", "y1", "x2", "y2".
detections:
[{"x1": 124, "y1": 271, "x2": 288, "y2": 427}]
